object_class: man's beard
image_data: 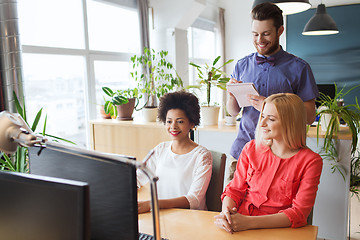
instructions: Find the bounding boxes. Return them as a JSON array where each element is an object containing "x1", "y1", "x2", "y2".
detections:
[{"x1": 256, "y1": 35, "x2": 280, "y2": 56}]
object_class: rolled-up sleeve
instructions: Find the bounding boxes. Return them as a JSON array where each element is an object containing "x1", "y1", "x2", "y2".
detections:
[
  {"x1": 280, "y1": 155, "x2": 323, "y2": 228},
  {"x1": 221, "y1": 143, "x2": 251, "y2": 208}
]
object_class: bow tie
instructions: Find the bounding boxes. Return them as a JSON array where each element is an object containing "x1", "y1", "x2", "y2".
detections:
[{"x1": 256, "y1": 55, "x2": 275, "y2": 66}]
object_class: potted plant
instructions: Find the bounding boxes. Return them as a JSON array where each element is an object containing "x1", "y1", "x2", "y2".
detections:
[
  {"x1": 187, "y1": 56, "x2": 233, "y2": 126},
  {"x1": 102, "y1": 87, "x2": 140, "y2": 120},
  {"x1": 316, "y1": 84, "x2": 360, "y2": 154},
  {"x1": 316, "y1": 83, "x2": 360, "y2": 196},
  {"x1": 224, "y1": 106, "x2": 237, "y2": 126},
  {"x1": 0, "y1": 92, "x2": 74, "y2": 173},
  {"x1": 130, "y1": 47, "x2": 183, "y2": 122}
]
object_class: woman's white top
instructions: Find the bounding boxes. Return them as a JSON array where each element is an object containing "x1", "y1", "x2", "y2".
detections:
[{"x1": 137, "y1": 141, "x2": 213, "y2": 210}]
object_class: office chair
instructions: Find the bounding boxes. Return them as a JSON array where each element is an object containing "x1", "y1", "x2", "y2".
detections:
[
  {"x1": 206, "y1": 150, "x2": 226, "y2": 212},
  {"x1": 307, "y1": 207, "x2": 313, "y2": 225}
]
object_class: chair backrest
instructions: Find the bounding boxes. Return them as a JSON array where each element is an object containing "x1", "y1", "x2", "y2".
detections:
[
  {"x1": 307, "y1": 207, "x2": 313, "y2": 225},
  {"x1": 206, "y1": 150, "x2": 226, "y2": 212}
]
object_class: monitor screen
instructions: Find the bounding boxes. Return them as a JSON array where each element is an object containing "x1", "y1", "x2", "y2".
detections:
[
  {"x1": 316, "y1": 84, "x2": 336, "y2": 107},
  {"x1": 0, "y1": 171, "x2": 90, "y2": 240},
  {"x1": 29, "y1": 142, "x2": 139, "y2": 240}
]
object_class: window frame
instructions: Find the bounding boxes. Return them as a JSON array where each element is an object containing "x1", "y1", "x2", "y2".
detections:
[{"x1": 20, "y1": 0, "x2": 140, "y2": 148}]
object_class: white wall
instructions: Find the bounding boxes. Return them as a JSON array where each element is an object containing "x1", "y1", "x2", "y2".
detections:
[{"x1": 218, "y1": 0, "x2": 254, "y2": 75}]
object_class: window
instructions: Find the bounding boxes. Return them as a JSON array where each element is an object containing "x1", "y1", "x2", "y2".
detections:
[
  {"x1": 18, "y1": 0, "x2": 140, "y2": 148},
  {"x1": 87, "y1": 0, "x2": 140, "y2": 52},
  {"x1": 18, "y1": 0, "x2": 85, "y2": 49},
  {"x1": 94, "y1": 60, "x2": 136, "y2": 119},
  {"x1": 188, "y1": 19, "x2": 220, "y2": 106},
  {"x1": 21, "y1": 54, "x2": 86, "y2": 142}
]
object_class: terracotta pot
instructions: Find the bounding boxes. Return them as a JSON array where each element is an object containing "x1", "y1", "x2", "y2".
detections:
[
  {"x1": 100, "y1": 105, "x2": 111, "y2": 119},
  {"x1": 116, "y1": 98, "x2": 136, "y2": 120}
]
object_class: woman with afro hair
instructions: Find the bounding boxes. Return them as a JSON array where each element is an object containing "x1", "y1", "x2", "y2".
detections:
[{"x1": 137, "y1": 91, "x2": 213, "y2": 213}]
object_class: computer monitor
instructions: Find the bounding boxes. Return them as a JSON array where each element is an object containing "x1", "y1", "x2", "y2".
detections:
[
  {"x1": 29, "y1": 142, "x2": 139, "y2": 240},
  {"x1": 0, "y1": 170, "x2": 90, "y2": 240},
  {"x1": 316, "y1": 84, "x2": 336, "y2": 107}
]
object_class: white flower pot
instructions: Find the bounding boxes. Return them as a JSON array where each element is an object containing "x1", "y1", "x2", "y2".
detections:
[
  {"x1": 201, "y1": 106, "x2": 220, "y2": 126},
  {"x1": 318, "y1": 106, "x2": 333, "y2": 132},
  {"x1": 142, "y1": 107, "x2": 158, "y2": 122},
  {"x1": 225, "y1": 115, "x2": 237, "y2": 126}
]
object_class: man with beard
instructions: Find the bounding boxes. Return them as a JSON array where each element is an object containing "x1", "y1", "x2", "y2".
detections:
[{"x1": 224, "y1": 2, "x2": 319, "y2": 185}]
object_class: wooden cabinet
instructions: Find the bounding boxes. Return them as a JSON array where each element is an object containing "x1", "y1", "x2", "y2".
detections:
[{"x1": 89, "y1": 119, "x2": 170, "y2": 161}]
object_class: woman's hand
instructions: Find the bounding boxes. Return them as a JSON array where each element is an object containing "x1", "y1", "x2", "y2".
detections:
[
  {"x1": 138, "y1": 200, "x2": 151, "y2": 213},
  {"x1": 214, "y1": 207, "x2": 237, "y2": 233},
  {"x1": 215, "y1": 210, "x2": 251, "y2": 233},
  {"x1": 227, "y1": 212, "x2": 251, "y2": 232}
]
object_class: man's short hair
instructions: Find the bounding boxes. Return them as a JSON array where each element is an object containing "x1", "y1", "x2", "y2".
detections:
[{"x1": 251, "y1": 2, "x2": 284, "y2": 30}]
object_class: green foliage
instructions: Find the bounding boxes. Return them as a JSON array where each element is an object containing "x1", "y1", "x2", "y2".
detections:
[
  {"x1": 187, "y1": 56, "x2": 233, "y2": 106},
  {"x1": 316, "y1": 84, "x2": 360, "y2": 154},
  {"x1": 130, "y1": 47, "x2": 183, "y2": 108},
  {"x1": 0, "y1": 91, "x2": 75, "y2": 173},
  {"x1": 316, "y1": 83, "x2": 360, "y2": 197},
  {"x1": 102, "y1": 87, "x2": 140, "y2": 118},
  {"x1": 351, "y1": 152, "x2": 360, "y2": 199}
]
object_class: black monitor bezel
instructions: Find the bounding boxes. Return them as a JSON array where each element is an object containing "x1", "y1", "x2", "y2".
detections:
[
  {"x1": 0, "y1": 170, "x2": 90, "y2": 240},
  {"x1": 29, "y1": 142, "x2": 140, "y2": 240}
]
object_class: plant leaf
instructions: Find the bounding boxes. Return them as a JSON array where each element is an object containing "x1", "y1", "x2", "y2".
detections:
[
  {"x1": 212, "y1": 56, "x2": 221, "y2": 66},
  {"x1": 102, "y1": 87, "x2": 114, "y2": 97},
  {"x1": 31, "y1": 107, "x2": 43, "y2": 132},
  {"x1": 42, "y1": 114, "x2": 48, "y2": 136},
  {"x1": 13, "y1": 91, "x2": 26, "y2": 122},
  {"x1": 44, "y1": 134, "x2": 76, "y2": 145}
]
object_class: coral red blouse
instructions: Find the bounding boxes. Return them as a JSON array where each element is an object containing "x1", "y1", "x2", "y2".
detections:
[{"x1": 222, "y1": 140, "x2": 323, "y2": 228}]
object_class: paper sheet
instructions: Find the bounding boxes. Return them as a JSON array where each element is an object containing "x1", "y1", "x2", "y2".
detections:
[{"x1": 226, "y1": 82, "x2": 259, "y2": 107}]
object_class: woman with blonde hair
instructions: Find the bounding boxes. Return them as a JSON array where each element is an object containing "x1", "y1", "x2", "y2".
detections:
[{"x1": 215, "y1": 93, "x2": 322, "y2": 233}]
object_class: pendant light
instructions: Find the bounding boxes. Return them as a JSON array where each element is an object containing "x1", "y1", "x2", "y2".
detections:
[
  {"x1": 302, "y1": 3, "x2": 339, "y2": 35},
  {"x1": 252, "y1": 0, "x2": 311, "y2": 15}
]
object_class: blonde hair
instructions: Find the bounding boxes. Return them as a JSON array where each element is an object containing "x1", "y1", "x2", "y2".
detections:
[{"x1": 255, "y1": 93, "x2": 307, "y2": 150}]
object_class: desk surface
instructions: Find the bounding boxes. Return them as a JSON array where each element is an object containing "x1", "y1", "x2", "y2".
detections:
[{"x1": 138, "y1": 186, "x2": 318, "y2": 240}]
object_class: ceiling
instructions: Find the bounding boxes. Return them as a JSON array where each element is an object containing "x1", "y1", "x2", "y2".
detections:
[{"x1": 309, "y1": 0, "x2": 360, "y2": 7}]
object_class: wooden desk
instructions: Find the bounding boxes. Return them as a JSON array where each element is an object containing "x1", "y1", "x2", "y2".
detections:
[{"x1": 138, "y1": 186, "x2": 318, "y2": 240}]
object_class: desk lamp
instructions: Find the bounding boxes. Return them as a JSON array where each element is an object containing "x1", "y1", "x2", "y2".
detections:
[
  {"x1": 0, "y1": 110, "x2": 162, "y2": 240},
  {"x1": 0, "y1": 111, "x2": 46, "y2": 153}
]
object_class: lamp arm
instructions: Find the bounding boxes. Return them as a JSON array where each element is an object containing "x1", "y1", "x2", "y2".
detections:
[
  {"x1": 9, "y1": 126, "x2": 46, "y2": 148},
  {"x1": 0, "y1": 111, "x2": 46, "y2": 153},
  {"x1": 137, "y1": 149, "x2": 161, "y2": 240}
]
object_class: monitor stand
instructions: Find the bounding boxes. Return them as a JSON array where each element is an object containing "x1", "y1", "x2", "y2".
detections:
[{"x1": 136, "y1": 150, "x2": 161, "y2": 240}]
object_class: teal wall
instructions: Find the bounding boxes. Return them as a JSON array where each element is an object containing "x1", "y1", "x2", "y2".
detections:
[{"x1": 287, "y1": 4, "x2": 360, "y2": 105}]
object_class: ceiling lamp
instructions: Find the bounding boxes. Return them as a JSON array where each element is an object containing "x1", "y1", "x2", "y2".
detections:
[
  {"x1": 302, "y1": 4, "x2": 339, "y2": 35},
  {"x1": 252, "y1": 0, "x2": 311, "y2": 15}
]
